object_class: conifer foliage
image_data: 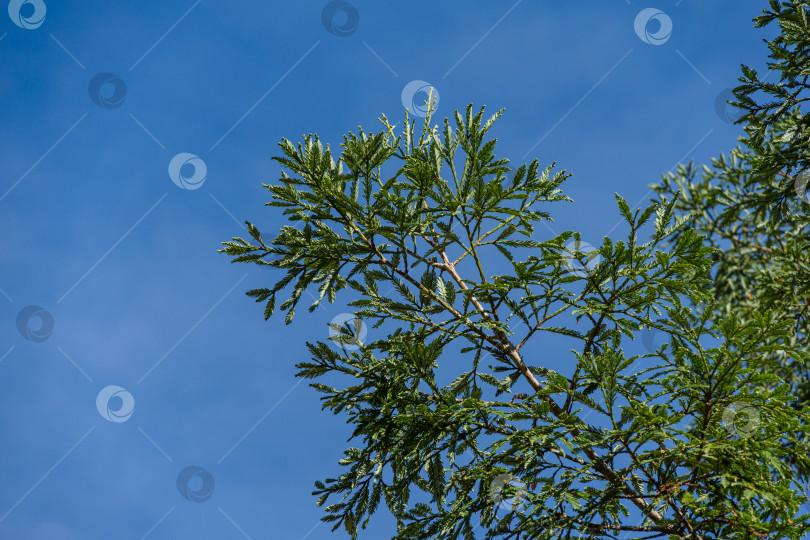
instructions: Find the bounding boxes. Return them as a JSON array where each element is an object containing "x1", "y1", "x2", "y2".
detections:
[
  {"x1": 220, "y1": 5, "x2": 810, "y2": 535},
  {"x1": 654, "y1": 0, "x2": 810, "y2": 431}
]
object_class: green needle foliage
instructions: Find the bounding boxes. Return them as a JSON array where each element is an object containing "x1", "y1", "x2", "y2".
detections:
[
  {"x1": 219, "y1": 7, "x2": 810, "y2": 534},
  {"x1": 653, "y1": 0, "x2": 810, "y2": 481}
]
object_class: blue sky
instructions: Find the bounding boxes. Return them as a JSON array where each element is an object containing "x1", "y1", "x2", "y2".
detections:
[{"x1": 0, "y1": 1, "x2": 781, "y2": 538}]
